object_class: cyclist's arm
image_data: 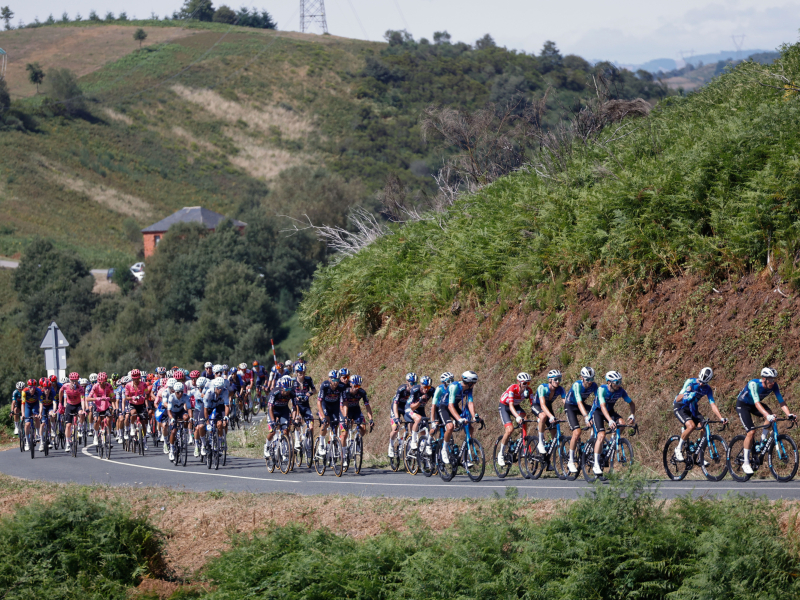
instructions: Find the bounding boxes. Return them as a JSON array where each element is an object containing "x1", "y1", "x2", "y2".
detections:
[
  {"x1": 598, "y1": 389, "x2": 614, "y2": 426},
  {"x1": 341, "y1": 401, "x2": 349, "y2": 419},
  {"x1": 467, "y1": 400, "x2": 476, "y2": 421},
  {"x1": 539, "y1": 391, "x2": 555, "y2": 421},
  {"x1": 509, "y1": 402, "x2": 522, "y2": 420}
]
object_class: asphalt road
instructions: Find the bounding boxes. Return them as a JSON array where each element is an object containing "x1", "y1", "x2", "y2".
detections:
[{"x1": 3, "y1": 438, "x2": 800, "y2": 500}]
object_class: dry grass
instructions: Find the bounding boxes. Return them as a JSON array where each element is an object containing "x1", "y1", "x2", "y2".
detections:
[
  {"x1": 102, "y1": 107, "x2": 134, "y2": 125},
  {"x1": 224, "y1": 128, "x2": 305, "y2": 179},
  {"x1": 0, "y1": 25, "x2": 200, "y2": 98},
  {"x1": 171, "y1": 126, "x2": 217, "y2": 153},
  {"x1": 92, "y1": 271, "x2": 120, "y2": 294}
]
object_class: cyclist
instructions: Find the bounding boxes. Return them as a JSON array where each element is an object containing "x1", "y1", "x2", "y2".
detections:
[
  {"x1": 735, "y1": 367, "x2": 797, "y2": 475},
  {"x1": 532, "y1": 370, "x2": 565, "y2": 454},
  {"x1": 673, "y1": 367, "x2": 728, "y2": 461},
  {"x1": 89, "y1": 373, "x2": 115, "y2": 446},
  {"x1": 388, "y1": 372, "x2": 418, "y2": 458},
  {"x1": 406, "y1": 376, "x2": 434, "y2": 450},
  {"x1": 21, "y1": 378, "x2": 41, "y2": 452},
  {"x1": 188, "y1": 370, "x2": 201, "y2": 391},
  {"x1": 157, "y1": 378, "x2": 175, "y2": 453},
  {"x1": 291, "y1": 363, "x2": 316, "y2": 452},
  {"x1": 78, "y1": 378, "x2": 90, "y2": 441},
  {"x1": 203, "y1": 378, "x2": 230, "y2": 454},
  {"x1": 317, "y1": 370, "x2": 344, "y2": 457},
  {"x1": 202, "y1": 362, "x2": 215, "y2": 381},
  {"x1": 167, "y1": 381, "x2": 192, "y2": 462},
  {"x1": 11, "y1": 381, "x2": 23, "y2": 436},
  {"x1": 264, "y1": 377, "x2": 296, "y2": 459},
  {"x1": 293, "y1": 352, "x2": 307, "y2": 373},
  {"x1": 63, "y1": 372, "x2": 85, "y2": 453},
  {"x1": 124, "y1": 369, "x2": 150, "y2": 450},
  {"x1": 439, "y1": 371, "x2": 479, "y2": 465},
  {"x1": 589, "y1": 371, "x2": 636, "y2": 476},
  {"x1": 564, "y1": 367, "x2": 598, "y2": 474},
  {"x1": 339, "y1": 374, "x2": 374, "y2": 467},
  {"x1": 38, "y1": 377, "x2": 56, "y2": 451},
  {"x1": 114, "y1": 374, "x2": 127, "y2": 443},
  {"x1": 191, "y1": 376, "x2": 208, "y2": 457},
  {"x1": 497, "y1": 372, "x2": 532, "y2": 467},
  {"x1": 431, "y1": 372, "x2": 454, "y2": 429},
  {"x1": 267, "y1": 361, "x2": 286, "y2": 391}
]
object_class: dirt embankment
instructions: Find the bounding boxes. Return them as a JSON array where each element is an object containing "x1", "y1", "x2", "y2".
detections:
[{"x1": 309, "y1": 270, "x2": 800, "y2": 468}]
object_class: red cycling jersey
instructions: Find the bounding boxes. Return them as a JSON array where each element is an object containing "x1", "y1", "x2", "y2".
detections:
[
  {"x1": 89, "y1": 383, "x2": 114, "y2": 412},
  {"x1": 125, "y1": 381, "x2": 148, "y2": 405},
  {"x1": 500, "y1": 383, "x2": 525, "y2": 406},
  {"x1": 63, "y1": 383, "x2": 83, "y2": 406}
]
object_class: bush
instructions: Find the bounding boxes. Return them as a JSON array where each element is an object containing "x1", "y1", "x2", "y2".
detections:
[{"x1": 43, "y1": 67, "x2": 85, "y2": 116}]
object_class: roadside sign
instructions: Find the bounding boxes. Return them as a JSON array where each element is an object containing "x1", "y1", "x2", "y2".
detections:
[{"x1": 40, "y1": 321, "x2": 69, "y2": 379}]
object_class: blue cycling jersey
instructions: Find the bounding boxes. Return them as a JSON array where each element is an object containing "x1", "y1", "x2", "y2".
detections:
[
  {"x1": 565, "y1": 380, "x2": 598, "y2": 406},
  {"x1": 674, "y1": 378, "x2": 715, "y2": 414},
  {"x1": 590, "y1": 384, "x2": 632, "y2": 415},
  {"x1": 534, "y1": 382, "x2": 565, "y2": 405},
  {"x1": 447, "y1": 382, "x2": 474, "y2": 406},
  {"x1": 737, "y1": 379, "x2": 784, "y2": 405}
]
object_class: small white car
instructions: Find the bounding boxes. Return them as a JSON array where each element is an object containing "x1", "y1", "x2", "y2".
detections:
[{"x1": 129, "y1": 262, "x2": 145, "y2": 282}]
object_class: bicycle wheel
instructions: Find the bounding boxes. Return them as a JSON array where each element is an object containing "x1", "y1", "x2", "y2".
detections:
[
  {"x1": 558, "y1": 439, "x2": 578, "y2": 481},
  {"x1": 71, "y1": 428, "x2": 78, "y2": 458},
  {"x1": 610, "y1": 438, "x2": 634, "y2": 476},
  {"x1": 727, "y1": 435, "x2": 752, "y2": 482},
  {"x1": 304, "y1": 433, "x2": 313, "y2": 467},
  {"x1": 437, "y1": 443, "x2": 457, "y2": 482},
  {"x1": 769, "y1": 433, "x2": 799, "y2": 482},
  {"x1": 28, "y1": 426, "x2": 35, "y2": 459},
  {"x1": 264, "y1": 438, "x2": 276, "y2": 472},
  {"x1": 404, "y1": 437, "x2": 419, "y2": 475},
  {"x1": 389, "y1": 436, "x2": 403, "y2": 472},
  {"x1": 700, "y1": 434, "x2": 728, "y2": 481},
  {"x1": 82, "y1": 422, "x2": 88, "y2": 447},
  {"x1": 278, "y1": 435, "x2": 293, "y2": 474},
  {"x1": 105, "y1": 426, "x2": 113, "y2": 461},
  {"x1": 138, "y1": 425, "x2": 146, "y2": 455},
  {"x1": 526, "y1": 444, "x2": 545, "y2": 480},
  {"x1": 313, "y1": 437, "x2": 327, "y2": 475},
  {"x1": 42, "y1": 424, "x2": 50, "y2": 457},
  {"x1": 464, "y1": 438, "x2": 486, "y2": 482},
  {"x1": 493, "y1": 436, "x2": 512, "y2": 479},
  {"x1": 98, "y1": 429, "x2": 105, "y2": 459},
  {"x1": 221, "y1": 432, "x2": 227, "y2": 467},
  {"x1": 18, "y1": 422, "x2": 24, "y2": 452},
  {"x1": 331, "y1": 437, "x2": 344, "y2": 477},
  {"x1": 420, "y1": 438, "x2": 436, "y2": 477},
  {"x1": 353, "y1": 436, "x2": 363, "y2": 474},
  {"x1": 662, "y1": 436, "x2": 689, "y2": 481},
  {"x1": 581, "y1": 437, "x2": 601, "y2": 483}
]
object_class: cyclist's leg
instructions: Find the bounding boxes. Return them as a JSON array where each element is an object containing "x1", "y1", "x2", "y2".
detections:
[
  {"x1": 409, "y1": 411, "x2": 422, "y2": 447},
  {"x1": 499, "y1": 404, "x2": 514, "y2": 447}
]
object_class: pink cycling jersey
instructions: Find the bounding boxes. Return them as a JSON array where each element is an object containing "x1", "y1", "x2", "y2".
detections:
[
  {"x1": 63, "y1": 383, "x2": 84, "y2": 406},
  {"x1": 125, "y1": 381, "x2": 148, "y2": 405},
  {"x1": 89, "y1": 383, "x2": 114, "y2": 412},
  {"x1": 500, "y1": 383, "x2": 525, "y2": 406}
]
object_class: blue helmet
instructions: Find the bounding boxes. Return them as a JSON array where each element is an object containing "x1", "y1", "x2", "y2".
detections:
[
  {"x1": 351, "y1": 375, "x2": 363, "y2": 386},
  {"x1": 339, "y1": 367, "x2": 350, "y2": 377},
  {"x1": 295, "y1": 363, "x2": 306, "y2": 373},
  {"x1": 280, "y1": 377, "x2": 294, "y2": 390},
  {"x1": 329, "y1": 369, "x2": 338, "y2": 379},
  {"x1": 420, "y1": 376, "x2": 432, "y2": 386},
  {"x1": 406, "y1": 372, "x2": 417, "y2": 384}
]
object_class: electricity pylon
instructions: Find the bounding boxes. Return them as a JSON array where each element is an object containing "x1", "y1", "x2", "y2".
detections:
[{"x1": 300, "y1": 0, "x2": 328, "y2": 34}]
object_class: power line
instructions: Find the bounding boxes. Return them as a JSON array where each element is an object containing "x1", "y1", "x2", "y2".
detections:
[
  {"x1": 300, "y1": 0, "x2": 328, "y2": 34},
  {"x1": 344, "y1": 0, "x2": 370, "y2": 40},
  {"x1": 392, "y1": 0, "x2": 408, "y2": 30}
]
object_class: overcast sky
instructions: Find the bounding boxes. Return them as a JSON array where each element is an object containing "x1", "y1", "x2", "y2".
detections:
[{"x1": 12, "y1": 0, "x2": 800, "y2": 64}]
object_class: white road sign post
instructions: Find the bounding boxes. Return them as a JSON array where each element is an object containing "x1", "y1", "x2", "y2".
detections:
[{"x1": 39, "y1": 321, "x2": 69, "y2": 380}]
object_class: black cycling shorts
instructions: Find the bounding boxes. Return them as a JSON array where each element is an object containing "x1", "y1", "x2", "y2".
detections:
[
  {"x1": 129, "y1": 403, "x2": 148, "y2": 421},
  {"x1": 170, "y1": 408, "x2": 187, "y2": 430},
  {"x1": 269, "y1": 406, "x2": 292, "y2": 432},
  {"x1": 65, "y1": 402, "x2": 82, "y2": 424},
  {"x1": 565, "y1": 402, "x2": 590, "y2": 431},
  {"x1": 498, "y1": 403, "x2": 524, "y2": 426},
  {"x1": 439, "y1": 403, "x2": 461, "y2": 426},
  {"x1": 736, "y1": 400, "x2": 773, "y2": 432},
  {"x1": 591, "y1": 408, "x2": 622, "y2": 434},
  {"x1": 295, "y1": 404, "x2": 314, "y2": 423},
  {"x1": 673, "y1": 402, "x2": 700, "y2": 426},
  {"x1": 322, "y1": 401, "x2": 340, "y2": 428},
  {"x1": 531, "y1": 399, "x2": 554, "y2": 423},
  {"x1": 341, "y1": 406, "x2": 364, "y2": 426}
]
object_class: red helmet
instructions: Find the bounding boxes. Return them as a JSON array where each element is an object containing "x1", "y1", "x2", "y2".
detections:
[
  {"x1": 189, "y1": 370, "x2": 200, "y2": 379},
  {"x1": 147, "y1": 374, "x2": 155, "y2": 382},
  {"x1": 27, "y1": 378, "x2": 36, "y2": 387},
  {"x1": 97, "y1": 372, "x2": 107, "y2": 383},
  {"x1": 49, "y1": 375, "x2": 57, "y2": 383},
  {"x1": 175, "y1": 371, "x2": 185, "y2": 380},
  {"x1": 38, "y1": 377, "x2": 50, "y2": 387},
  {"x1": 131, "y1": 369, "x2": 141, "y2": 379},
  {"x1": 69, "y1": 372, "x2": 80, "y2": 381}
]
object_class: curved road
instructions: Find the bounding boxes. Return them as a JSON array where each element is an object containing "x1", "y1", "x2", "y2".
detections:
[{"x1": 2, "y1": 441, "x2": 800, "y2": 500}]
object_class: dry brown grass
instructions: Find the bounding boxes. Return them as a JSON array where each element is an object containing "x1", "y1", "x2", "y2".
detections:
[
  {"x1": 101, "y1": 107, "x2": 133, "y2": 125},
  {"x1": 224, "y1": 128, "x2": 307, "y2": 179},
  {"x1": 0, "y1": 25, "x2": 200, "y2": 98},
  {"x1": 171, "y1": 126, "x2": 217, "y2": 153}
]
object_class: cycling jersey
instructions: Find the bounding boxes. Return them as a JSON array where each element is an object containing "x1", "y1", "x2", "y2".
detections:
[
  {"x1": 432, "y1": 384, "x2": 448, "y2": 408},
  {"x1": 737, "y1": 379, "x2": 785, "y2": 405},
  {"x1": 565, "y1": 380, "x2": 598, "y2": 406},
  {"x1": 269, "y1": 366, "x2": 286, "y2": 384},
  {"x1": 341, "y1": 387, "x2": 370, "y2": 409},
  {"x1": 534, "y1": 382, "x2": 565, "y2": 406},
  {"x1": 168, "y1": 392, "x2": 191, "y2": 411},
  {"x1": 241, "y1": 369, "x2": 253, "y2": 384},
  {"x1": 268, "y1": 388, "x2": 296, "y2": 409},
  {"x1": 500, "y1": 383, "x2": 529, "y2": 406},
  {"x1": 125, "y1": 381, "x2": 148, "y2": 405},
  {"x1": 392, "y1": 384, "x2": 416, "y2": 414},
  {"x1": 203, "y1": 389, "x2": 228, "y2": 408},
  {"x1": 674, "y1": 378, "x2": 715, "y2": 416},
  {"x1": 590, "y1": 384, "x2": 632, "y2": 415},
  {"x1": 22, "y1": 386, "x2": 41, "y2": 404},
  {"x1": 11, "y1": 389, "x2": 21, "y2": 406},
  {"x1": 293, "y1": 375, "x2": 316, "y2": 404},
  {"x1": 318, "y1": 380, "x2": 343, "y2": 403},
  {"x1": 406, "y1": 385, "x2": 433, "y2": 415},
  {"x1": 447, "y1": 382, "x2": 474, "y2": 409},
  {"x1": 40, "y1": 387, "x2": 56, "y2": 405},
  {"x1": 63, "y1": 383, "x2": 83, "y2": 406},
  {"x1": 89, "y1": 383, "x2": 114, "y2": 412}
]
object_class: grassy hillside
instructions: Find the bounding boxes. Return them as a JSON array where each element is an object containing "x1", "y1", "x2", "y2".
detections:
[
  {"x1": 0, "y1": 21, "x2": 668, "y2": 266},
  {"x1": 301, "y1": 41, "x2": 800, "y2": 339}
]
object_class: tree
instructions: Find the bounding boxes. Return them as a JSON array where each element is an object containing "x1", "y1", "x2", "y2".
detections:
[
  {"x1": 104, "y1": 11, "x2": 115, "y2": 21},
  {"x1": 26, "y1": 63, "x2": 45, "y2": 93},
  {"x1": 133, "y1": 28, "x2": 147, "y2": 48},
  {"x1": 88, "y1": 10, "x2": 99, "y2": 21},
  {"x1": 433, "y1": 31, "x2": 451, "y2": 45},
  {"x1": 118, "y1": 11, "x2": 128, "y2": 21},
  {"x1": 212, "y1": 5, "x2": 235, "y2": 23},
  {"x1": 0, "y1": 77, "x2": 10, "y2": 113},
  {"x1": 43, "y1": 67, "x2": 85, "y2": 116},
  {"x1": 181, "y1": 0, "x2": 214, "y2": 22},
  {"x1": 1, "y1": 6, "x2": 14, "y2": 30},
  {"x1": 540, "y1": 40, "x2": 563, "y2": 73},
  {"x1": 60, "y1": 12, "x2": 69, "y2": 22},
  {"x1": 475, "y1": 34, "x2": 496, "y2": 50}
]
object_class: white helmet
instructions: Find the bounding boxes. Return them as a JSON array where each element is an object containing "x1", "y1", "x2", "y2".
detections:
[
  {"x1": 285, "y1": 359, "x2": 293, "y2": 367},
  {"x1": 440, "y1": 372, "x2": 454, "y2": 383},
  {"x1": 761, "y1": 367, "x2": 778, "y2": 379},
  {"x1": 516, "y1": 372, "x2": 531, "y2": 382},
  {"x1": 605, "y1": 371, "x2": 622, "y2": 383},
  {"x1": 239, "y1": 362, "x2": 247, "y2": 370},
  {"x1": 204, "y1": 362, "x2": 213, "y2": 369},
  {"x1": 196, "y1": 376, "x2": 208, "y2": 389},
  {"x1": 79, "y1": 378, "x2": 89, "y2": 386},
  {"x1": 89, "y1": 373, "x2": 98, "y2": 383},
  {"x1": 213, "y1": 377, "x2": 225, "y2": 389},
  {"x1": 60, "y1": 377, "x2": 69, "y2": 384},
  {"x1": 173, "y1": 381, "x2": 184, "y2": 392},
  {"x1": 547, "y1": 369, "x2": 562, "y2": 381},
  {"x1": 15, "y1": 381, "x2": 24, "y2": 390},
  {"x1": 212, "y1": 364, "x2": 223, "y2": 374},
  {"x1": 580, "y1": 366, "x2": 595, "y2": 380},
  {"x1": 167, "y1": 377, "x2": 176, "y2": 388},
  {"x1": 462, "y1": 370, "x2": 478, "y2": 383},
  {"x1": 698, "y1": 367, "x2": 713, "y2": 383}
]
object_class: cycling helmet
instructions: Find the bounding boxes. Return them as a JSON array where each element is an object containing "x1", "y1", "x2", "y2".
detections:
[
  {"x1": 212, "y1": 364, "x2": 223, "y2": 374},
  {"x1": 420, "y1": 376, "x2": 432, "y2": 386},
  {"x1": 131, "y1": 369, "x2": 141, "y2": 379},
  {"x1": 238, "y1": 362, "x2": 247, "y2": 370},
  {"x1": 69, "y1": 372, "x2": 80, "y2": 381},
  {"x1": 761, "y1": 367, "x2": 778, "y2": 379},
  {"x1": 60, "y1": 377, "x2": 69, "y2": 384},
  {"x1": 280, "y1": 377, "x2": 294, "y2": 390},
  {"x1": 89, "y1": 373, "x2": 98, "y2": 383},
  {"x1": 166, "y1": 369, "x2": 174, "y2": 378},
  {"x1": 122, "y1": 376, "x2": 131, "y2": 384},
  {"x1": 15, "y1": 381, "x2": 24, "y2": 390},
  {"x1": 173, "y1": 381, "x2": 184, "y2": 392},
  {"x1": 698, "y1": 367, "x2": 713, "y2": 383},
  {"x1": 174, "y1": 370, "x2": 185, "y2": 381},
  {"x1": 196, "y1": 376, "x2": 208, "y2": 389},
  {"x1": 297, "y1": 352, "x2": 304, "y2": 358},
  {"x1": 27, "y1": 378, "x2": 36, "y2": 387},
  {"x1": 167, "y1": 377, "x2": 176, "y2": 388},
  {"x1": 189, "y1": 370, "x2": 200, "y2": 379},
  {"x1": 253, "y1": 361, "x2": 259, "y2": 366},
  {"x1": 221, "y1": 364, "x2": 229, "y2": 372},
  {"x1": 405, "y1": 372, "x2": 417, "y2": 384},
  {"x1": 516, "y1": 372, "x2": 532, "y2": 383},
  {"x1": 49, "y1": 375, "x2": 57, "y2": 383},
  {"x1": 440, "y1": 372, "x2": 454, "y2": 384},
  {"x1": 110, "y1": 372, "x2": 120, "y2": 381},
  {"x1": 213, "y1": 378, "x2": 225, "y2": 390},
  {"x1": 295, "y1": 363, "x2": 306, "y2": 373},
  {"x1": 339, "y1": 367, "x2": 350, "y2": 377},
  {"x1": 605, "y1": 371, "x2": 622, "y2": 383},
  {"x1": 204, "y1": 362, "x2": 213, "y2": 369},
  {"x1": 97, "y1": 372, "x2": 107, "y2": 383},
  {"x1": 284, "y1": 360, "x2": 292, "y2": 367},
  {"x1": 547, "y1": 369, "x2": 562, "y2": 381},
  {"x1": 462, "y1": 371, "x2": 478, "y2": 383},
  {"x1": 351, "y1": 374, "x2": 363, "y2": 386},
  {"x1": 329, "y1": 370, "x2": 339, "y2": 379},
  {"x1": 580, "y1": 366, "x2": 596, "y2": 380},
  {"x1": 39, "y1": 377, "x2": 49, "y2": 387},
  {"x1": 141, "y1": 371, "x2": 148, "y2": 378},
  {"x1": 79, "y1": 378, "x2": 88, "y2": 386}
]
